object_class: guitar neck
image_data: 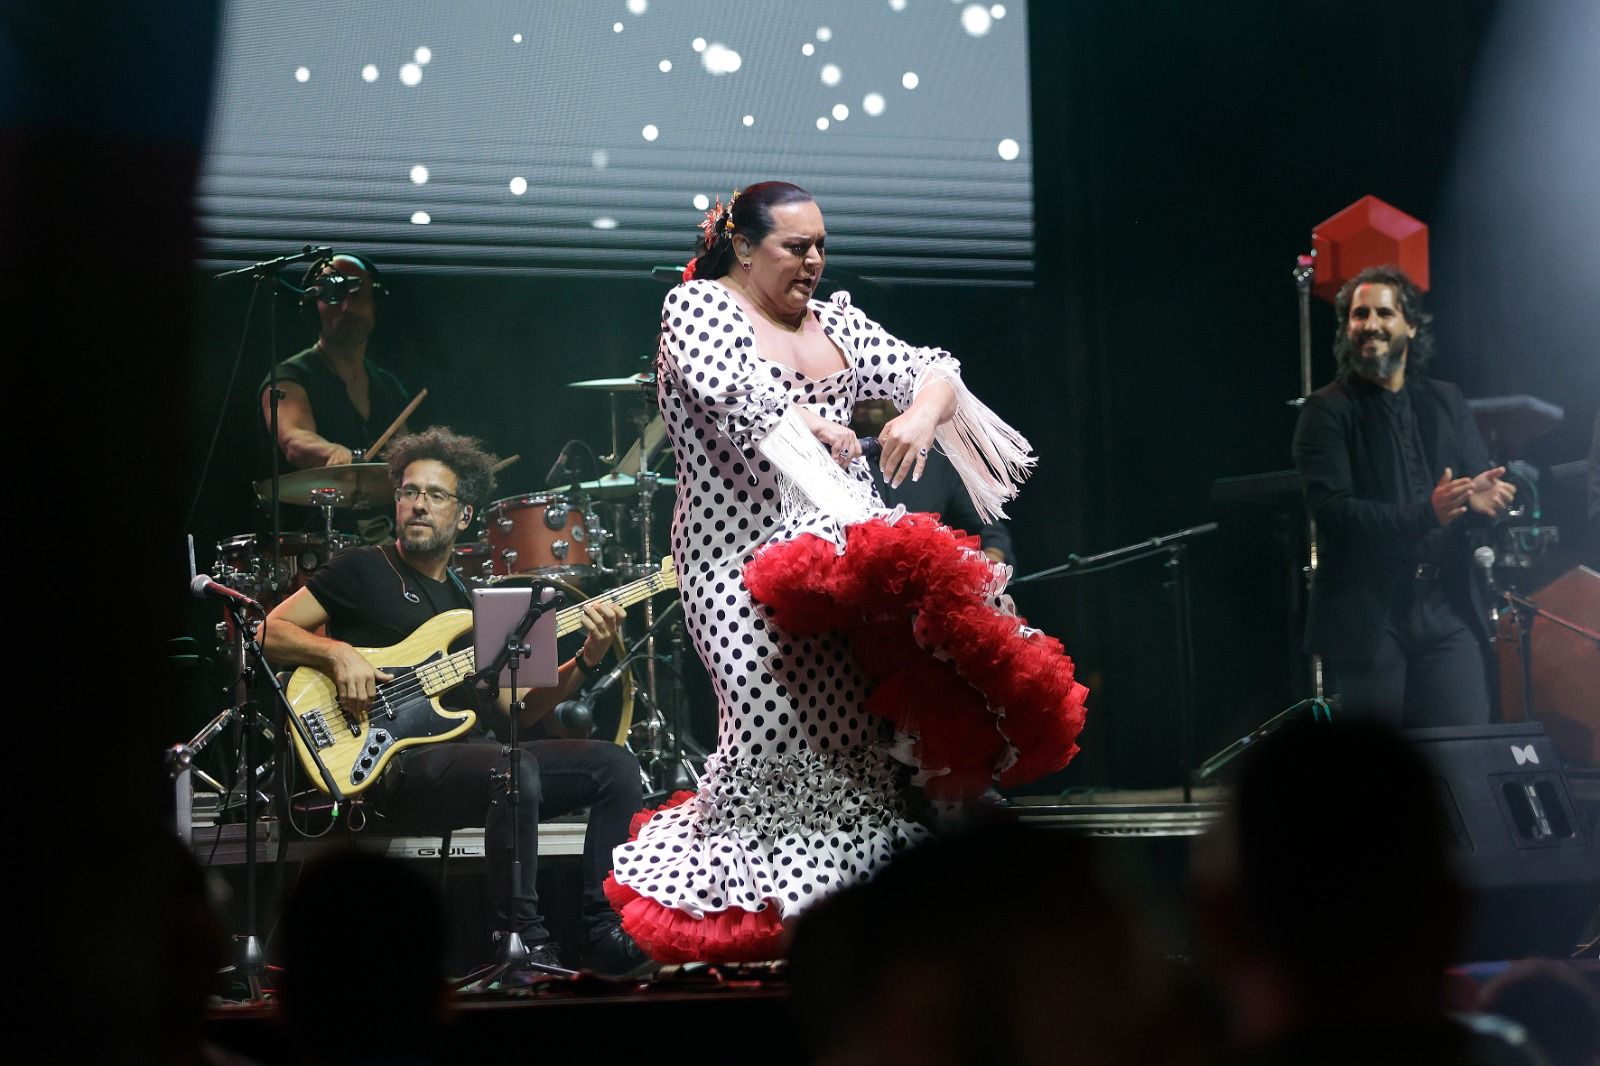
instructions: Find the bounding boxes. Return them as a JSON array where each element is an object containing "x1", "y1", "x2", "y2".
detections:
[
  {"x1": 409, "y1": 568, "x2": 677, "y2": 698},
  {"x1": 553, "y1": 569, "x2": 676, "y2": 637}
]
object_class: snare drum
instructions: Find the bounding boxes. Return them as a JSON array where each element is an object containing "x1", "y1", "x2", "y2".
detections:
[{"x1": 484, "y1": 493, "x2": 596, "y2": 582}]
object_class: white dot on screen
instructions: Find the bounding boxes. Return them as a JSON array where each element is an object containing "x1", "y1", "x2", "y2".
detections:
[
  {"x1": 592, "y1": 217, "x2": 619, "y2": 230},
  {"x1": 400, "y1": 63, "x2": 422, "y2": 86},
  {"x1": 410, "y1": 164, "x2": 429, "y2": 185},
  {"x1": 410, "y1": 211, "x2": 430, "y2": 225},
  {"x1": 802, "y1": 43, "x2": 815, "y2": 56},
  {"x1": 816, "y1": 27, "x2": 833, "y2": 42},
  {"x1": 512, "y1": 33, "x2": 523, "y2": 43},
  {"x1": 816, "y1": 117, "x2": 830, "y2": 131},
  {"x1": 592, "y1": 150, "x2": 610, "y2": 168},
  {"x1": 692, "y1": 37, "x2": 706, "y2": 52},
  {"x1": 659, "y1": 59, "x2": 672, "y2": 72},
  {"x1": 361, "y1": 64, "x2": 378, "y2": 82},
  {"x1": 415, "y1": 46, "x2": 432, "y2": 64},
  {"x1": 962, "y1": 5, "x2": 993, "y2": 36},
  {"x1": 742, "y1": 114, "x2": 755, "y2": 127},
  {"x1": 702, "y1": 43, "x2": 742, "y2": 75},
  {"x1": 863, "y1": 92, "x2": 886, "y2": 116},
  {"x1": 693, "y1": 194, "x2": 710, "y2": 210},
  {"x1": 991, "y1": 4, "x2": 1007, "y2": 18},
  {"x1": 820, "y1": 64, "x2": 841, "y2": 86},
  {"x1": 998, "y1": 138, "x2": 1020, "y2": 160},
  {"x1": 832, "y1": 103, "x2": 849, "y2": 120},
  {"x1": 642, "y1": 124, "x2": 659, "y2": 141},
  {"x1": 902, "y1": 71, "x2": 920, "y2": 89},
  {"x1": 628, "y1": 0, "x2": 648, "y2": 13},
  {"x1": 614, "y1": 23, "x2": 624, "y2": 33},
  {"x1": 510, "y1": 176, "x2": 528, "y2": 195},
  {"x1": 294, "y1": 67, "x2": 310, "y2": 83},
  {"x1": 890, "y1": 0, "x2": 907, "y2": 10}
]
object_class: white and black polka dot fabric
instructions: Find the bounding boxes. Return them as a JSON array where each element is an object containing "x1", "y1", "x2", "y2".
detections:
[{"x1": 609, "y1": 279, "x2": 962, "y2": 928}]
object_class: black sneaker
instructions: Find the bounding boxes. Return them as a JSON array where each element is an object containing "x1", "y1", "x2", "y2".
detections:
[
  {"x1": 491, "y1": 941, "x2": 567, "y2": 987},
  {"x1": 582, "y1": 925, "x2": 658, "y2": 979},
  {"x1": 524, "y1": 941, "x2": 564, "y2": 972}
]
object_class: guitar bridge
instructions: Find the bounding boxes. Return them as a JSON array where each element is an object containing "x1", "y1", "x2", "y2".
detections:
[{"x1": 302, "y1": 709, "x2": 333, "y2": 751}]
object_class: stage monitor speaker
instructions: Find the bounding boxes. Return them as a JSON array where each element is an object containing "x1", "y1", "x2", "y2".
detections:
[{"x1": 1407, "y1": 723, "x2": 1598, "y2": 962}]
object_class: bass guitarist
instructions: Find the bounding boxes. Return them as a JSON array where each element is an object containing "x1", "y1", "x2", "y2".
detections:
[{"x1": 262, "y1": 426, "x2": 654, "y2": 978}]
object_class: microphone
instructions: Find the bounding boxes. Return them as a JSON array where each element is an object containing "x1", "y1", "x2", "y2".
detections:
[
  {"x1": 309, "y1": 273, "x2": 363, "y2": 305},
  {"x1": 543, "y1": 441, "x2": 575, "y2": 487},
  {"x1": 858, "y1": 436, "x2": 882, "y2": 462},
  {"x1": 552, "y1": 656, "x2": 633, "y2": 737},
  {"x1": 190, "y1": 573, "x2": 266, "y2": 614},
  {"x1": 1473, "y1": 545, "x2": 1499, "y2": 594}
]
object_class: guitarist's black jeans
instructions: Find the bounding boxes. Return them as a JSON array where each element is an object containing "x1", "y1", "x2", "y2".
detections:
[{"x1": 377, "y1": 736, "x2": 643, "y2": 946}]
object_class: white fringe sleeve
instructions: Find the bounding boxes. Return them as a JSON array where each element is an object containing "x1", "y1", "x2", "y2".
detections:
[
  {"x1": 915, "y1": 363, "x2": 1036, "y2": 525},
  {"x1": 754, "y1": 406, "x2": 877, "y2": 534}
]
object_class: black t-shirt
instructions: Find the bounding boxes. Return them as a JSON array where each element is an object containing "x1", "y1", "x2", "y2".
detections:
[
  {"x1": 261, "y1": 346, "x2": 412, "y2": 459},
  {"x1": 304, "y1": 543, "x2": 492, "y2": 731},
  {"x1": 306, "y1": 542, "x2": 468, "y2": 647}
]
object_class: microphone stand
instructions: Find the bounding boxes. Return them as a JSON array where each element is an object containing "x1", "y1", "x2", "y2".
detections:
[
  {"x1": 1194, "y1": 255, "x2": 1337, "y2": 784},
  {"x1": 214, "y1": 245, "x2": 331, "y2": 614},
  {"x1": 1013, "y1": 523, "x2": 1217, "y2": 802},
  {"x1": 1501, "y1": 588, "x2": 1600, "y2": 726},
  {"x1": 457, "y1": 591, "x2": 570, "y2": 989},
  {"x1": 211, "y1": 600, "x2": 346, "y2": 1002},
  {"x1": 556, "y1": 600, "x2": 684, "y2": 787}
]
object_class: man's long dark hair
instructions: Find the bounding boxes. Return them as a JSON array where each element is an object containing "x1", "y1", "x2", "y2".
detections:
[{"x1": 1332, "y1": 264, "x2": 1435, "y2": 378}]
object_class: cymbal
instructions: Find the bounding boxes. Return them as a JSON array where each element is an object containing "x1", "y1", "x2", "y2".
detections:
[
  {"x1": 567, "y1": 373, "x2": 656, "y2": 393},
  {"x1": 255, "y1": 464, "x2": 392, "y2": 508},
  {"x1": 552, "y1": 472, "x2": 676, "y2": 500}
]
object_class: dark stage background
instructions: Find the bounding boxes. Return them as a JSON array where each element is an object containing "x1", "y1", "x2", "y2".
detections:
[{"x1": 175, "y1": 0, "x2": 1599, "y2": 799}]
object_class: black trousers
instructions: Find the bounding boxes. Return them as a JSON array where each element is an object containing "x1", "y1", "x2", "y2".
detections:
[
  {"x1": 1325, "y1": 578, "x2": 1492, "y2": 730},
  {"x1": 376, "y1": 737, "x2": 643, "y2": 945}
]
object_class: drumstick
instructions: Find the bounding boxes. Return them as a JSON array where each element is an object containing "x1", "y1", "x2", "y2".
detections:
[
  {"x1": 491, "y1": 454, "x2": 520, "y2": 475},
  {"x1": 364, "y1": 388, "x2": 428, "y2": 458}
]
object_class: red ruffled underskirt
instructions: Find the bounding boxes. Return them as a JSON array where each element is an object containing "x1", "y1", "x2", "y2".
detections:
[
  {"x1": 747, "y1": 512, "x2": 1089, "y2": 798},
  {"x1": 603, "y1": 792, "x2": 788, "y2": 964},
  {"x1": 607, "y1": 513, "x2": 1089, "y2": 962}
]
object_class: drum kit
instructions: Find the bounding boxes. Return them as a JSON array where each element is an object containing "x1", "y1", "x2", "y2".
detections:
[{"x1": 203, "y1": 369, "x2": 702, "y2": 796}]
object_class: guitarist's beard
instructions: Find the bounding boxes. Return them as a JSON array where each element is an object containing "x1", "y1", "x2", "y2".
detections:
[{"x1": 399, "y1": 519, "x2": 456, "y2": 559}]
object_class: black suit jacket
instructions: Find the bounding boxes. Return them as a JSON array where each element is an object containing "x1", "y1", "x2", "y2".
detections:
[{"x1": 1292, "y1": 374, "x2": 1494, "y2": 661}]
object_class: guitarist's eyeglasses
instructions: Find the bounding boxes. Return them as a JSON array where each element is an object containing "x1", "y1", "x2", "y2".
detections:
[{"x1": 395, "y1": 485, "x2": 462, "y2": 507}]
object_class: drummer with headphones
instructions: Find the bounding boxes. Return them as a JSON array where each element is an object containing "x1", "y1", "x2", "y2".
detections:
[{"x1": 261, "y1": 252, "x2": 413, "y2": 469}]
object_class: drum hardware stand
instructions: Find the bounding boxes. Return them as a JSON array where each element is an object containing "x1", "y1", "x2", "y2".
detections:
[
  {"x1": 622, "y1": 396, "x2": 669, "y2": 715},
  {"x1": 629, "y1": 616, "x2": 706, "y2": 799},
  {"x1": 458, "y1": 591, "x2": 574, "y2": 989},
  {"x1": 310, "y1": 486, "x2": 344, "y2": 543},
  {"x1": 1014, "y1": 522, "x2": 1219, "y2": 802}
]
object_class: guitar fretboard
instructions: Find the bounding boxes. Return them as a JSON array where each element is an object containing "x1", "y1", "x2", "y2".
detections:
[{"x1": 405, "y1": 567, "x2": 678, "y2": 699}]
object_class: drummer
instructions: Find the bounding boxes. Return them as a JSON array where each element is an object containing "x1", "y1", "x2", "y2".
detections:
[{"x1": 261, "y1": 252, "x2": 413, "y2": 470}]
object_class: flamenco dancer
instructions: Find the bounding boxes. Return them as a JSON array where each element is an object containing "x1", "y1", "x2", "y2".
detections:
[{"x1": 606, "y1": 182, "x2": 1089, "y2": 962}]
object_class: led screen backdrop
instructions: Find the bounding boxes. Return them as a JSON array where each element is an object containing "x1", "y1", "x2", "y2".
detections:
[{"x1": 197, "y1": 1, "x2": 1033, "y2": 285}]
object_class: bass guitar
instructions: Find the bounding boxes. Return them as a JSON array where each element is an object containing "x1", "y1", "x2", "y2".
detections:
[{"x1": 284, "y1": 559, "x2": 678, "y2": 795}]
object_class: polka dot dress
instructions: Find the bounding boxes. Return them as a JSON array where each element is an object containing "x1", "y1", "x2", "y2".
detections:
[{"x1": 609, "y1": 279, "x2": 962, "y2": 944}]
